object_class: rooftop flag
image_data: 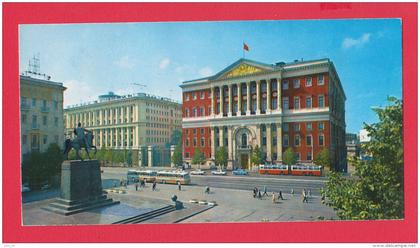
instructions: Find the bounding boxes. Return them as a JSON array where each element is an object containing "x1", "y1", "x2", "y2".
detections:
[{"x1": 243, "y1": 43, "x2": 249, "y2": 51}]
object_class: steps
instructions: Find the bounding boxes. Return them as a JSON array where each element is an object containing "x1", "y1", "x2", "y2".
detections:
[{"x1": 113, "y1": 205, "x2": 175, "y2": 224}]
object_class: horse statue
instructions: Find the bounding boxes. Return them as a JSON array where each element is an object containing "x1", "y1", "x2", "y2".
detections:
[{"x1": 63, "y1": 132, "x2": 97, "y2": 160}]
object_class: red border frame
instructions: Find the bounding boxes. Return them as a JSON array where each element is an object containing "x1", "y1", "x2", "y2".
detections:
[{"x1": 3, "y1": 3, "x2": 417, "y2": 243}]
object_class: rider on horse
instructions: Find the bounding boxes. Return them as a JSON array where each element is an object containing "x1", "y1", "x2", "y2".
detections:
[{"x1": 74, "y1": 122, "x2": 92, "y2": 148}]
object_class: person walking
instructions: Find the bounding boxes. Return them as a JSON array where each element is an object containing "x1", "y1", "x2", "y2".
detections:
[
  {"x1": 291, "y1": 188, "x2": 294, "y2": 195},
  {"x1": 263, "y1": 186, "x2": 268, "y2": 197},
  {"x1": 178, "y1": 181, "x2": 182, "y2": 191},
  {"x1": 308, "y1": 189, "x2": 312, "y2": 198},
  {"x1": 258, "y1": 190, "x2": 262, "y2": 200},
  {"x1": 272, "y1": 193, "x2": 277, "y2": 203},
  {"x1": 205, "y1": 186, "x2": 210, "y2": 194},
  {"x1": 253, "y1": 188, "x2": 257, "y2": 198},
  {"x1": 135, "y1": 182, "x2": 139, "y2": 191},
  {"x1": 302, "y1": 189, "x2": 308, "y2": 203},
  {"x1": 278, "y1": 190, "x2": 284, "y2": 200},
  {"x1": 152, "y1": 181, "x2": 157, "y2": 191}
]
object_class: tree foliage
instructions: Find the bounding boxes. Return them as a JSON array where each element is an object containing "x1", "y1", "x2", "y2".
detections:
[
  {"x1": 251, "y1": 145, "x2": 264, "y2": 165},
  {"x1": 314, "y1": 148, "x2": 331, "y2": 169},
  {"x1": 191, "y1": 148, "x2": 206, "y2": 166},
  {"x1": 322, "y1": 97, "x2": 403, "y2": 220},
  {"x1": 215, "y1": 146, "x2": 228, "y2": 169},
  {"x1": 283, "y1": 147, "x2": 297, "y2": 165},
  {"x1": 171, "y1": 143, "x2": 183, "y2": 167}
]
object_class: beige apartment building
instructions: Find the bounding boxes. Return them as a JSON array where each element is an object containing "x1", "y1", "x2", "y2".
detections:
[
  {"x1": 63, "y1": 92, "x2": 182, "y2": 166},
  {"x1": 20, "y1": 74, "x2": 67, "y2": 158}
]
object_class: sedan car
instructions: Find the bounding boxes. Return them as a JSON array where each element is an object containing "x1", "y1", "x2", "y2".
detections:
[
  {"x1": 21, "y1": 185, "x2": 31, "y2": 193},
  {"x1": 211, "y1": 170, "x2": 227, "y2": 176},
  {"x1": 232, "y1": 169, "x2": 248, "y2": 176},
  {"x1": 190, "y1": 169, "x2": 206, "y2": 175}
]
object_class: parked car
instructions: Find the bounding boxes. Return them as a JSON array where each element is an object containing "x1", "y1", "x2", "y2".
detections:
[
  {"x1": 21, "y1": 184, "x2": 31, "y2": 193},
  {"x1": 232, "y1": 168, "x2": 248, "y2": 176},
  {"x1": 41, "y1": 184, "x2": 51, "y2": 190},
  {"x1": 211, "y1": 170, "x2": 227, "y2": 176},
  {"x1": 190, "y1": 169, "x2": 206, "y2": 175}
]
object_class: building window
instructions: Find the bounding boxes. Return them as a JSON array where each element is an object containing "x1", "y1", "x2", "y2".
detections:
[
  {"x1": 185, "y1": 108, "x2": 190, "y2": 117},
  {"x1": 293, "y1": 79, "x2": 300, "y2": 88},
  {"x1": 306, "y1": 135, "x2": 312, "y2": 146},
  {"x1": 22, "y1": 135, "x2": 27, "y2": 145},
  {"x1": 192, "y1": 92, "x2": 197, "y2": 100},
  {"x1": 282, "y1": 80, "x2": 289, "y2": 90},
  {"x1": 306, "y1": 152, "x2": 312, "y2": 161},
  {"x1": 22, "y1": 114, "x2": 27, "y2": 124},
  {"x1": 208, "y1": 89, "x2": 212, "y2": 99},
  {"x1": 185, "y1": 139, "x2": 189, "y2": 147},
  {"x1": 200, "y1": 91, "x2": 205, "y2": 99},
  {"x1": 318, "y1": 75, "x2": 325, "y2": 85},
  {"x1": 282, "y1": 123, "x2": 289, "y2": 132},
  {"x1": 294, "y1": 123, "x2": 300, "y2": 132},
  {"x1": 193, "y1": 108, "x2": 197, "y2": 117},
  {"x1": 294, "y1": 135, "x2": 301, "y2": 147},
  {"x1": 185, "y1": 153, "x2": 190, "y2": 158},
  {"x1": 294, "y1": 97, "x2": 300, "y2": 109},
  {"x1": 208, "y1": 106, "x2": 211, "y2": 116},
  {"x1": 318, "y1": 95, "x2": 325, "y2": 108},
  {"x1": 271, "y1": 123, "x2": 277, "y2": 132},
  {"x1": 193, "y1": 129, "x2": 197, "y2": 135},
  {"x1": 318, "y1": 122, "x2": 324, "y2": 130},
  {"x1": 295, "y1": 152, "x2": 301, "y2": 161},
  {"x1": 201, "y1": 128, "x2": 205, "y2": 135},
  {"x1": 43, "y1": 135, "x2": 48, "y2": 145},
  {"x1": 262, "y1": 137, "x2": 267, "y2": 146},
  {"x1": 43, "y1": 116, "x2": 47, "y2": 126},
  {"x1": 282, "y1": 97, "x2": 289, "y2": 109},
  {"x1": 305, "y1": 96, "x2": 312, "y2": 108},
  {"x1": 306, "y1": 123, "x2": 312, "y2": 131},
  {"x1": 272, "y1": 98, "x2": 278, "y2": 109},
  {"x1": 283, "y1": 135, "x2": 289, "y2": 147},
  {"x1": 306, "y1": 77, "x2": 312, "y2": 87},
  {"x1": 319, "y1": 134, "x2": 325, "y2": 146},
  {"x1": 201, "y1": 137, "x2": 205, "y2": 147},
  {"x1": 32, "y1": 98, "x2": 36, "y2": 107},
  {"x1": 193, "y1": 138, "x2": 197, "y2": 147},
  {"x1": 273, "y1": 137, "x2": 277, "y2": 146}
]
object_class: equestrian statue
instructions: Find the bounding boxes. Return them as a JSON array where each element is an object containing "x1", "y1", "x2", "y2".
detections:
[{"x1": 63, "y1": 122, "x2": 97, "y2": 160}]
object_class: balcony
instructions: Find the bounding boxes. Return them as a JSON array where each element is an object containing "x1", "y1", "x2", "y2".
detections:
[{"x1": 41, "y1": 106, "x2": 50, "y2": 112}]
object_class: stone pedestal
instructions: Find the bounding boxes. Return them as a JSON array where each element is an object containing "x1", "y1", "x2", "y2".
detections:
[{"x1": 42, "y1": 160, "x2": 119, "y2": 215}]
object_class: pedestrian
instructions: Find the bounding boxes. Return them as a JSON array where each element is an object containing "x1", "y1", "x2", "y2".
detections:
[
  {"x1": 308, "y1": 189, "x2": 311, "y2": 197},
  {"x1": 263, "y1": 186, "x2": 268, "y2": 197},
  {"x1": 205, "y1": 186, "x2": 210, "y2": 194},
  {"x1": 152, "y1": 181, "x2": 157, "y2": 191},
  {"x1": 178, "y1": 181, "x2": 181, "y2": 191},
  {"x1": 258, "y1": 190, "x2": 262, "y2": 199},
  {"x1": 278, "y1": 190, "x2": 284, "y2": 200},
  {"x1": 253, "y1": 188, "x2": 257, "y2": 198},
  {"x1": 272, "y1": 193, "x2": 276, "y2": 203},
  {"x1": 135, "y1": 183, "x2": 139, "y2": 191},
  {"x1": 302, "y1": 189, "x2": 308, "y2": 203},
  {"x1": 291, "y1": 188, "x2": 294, "y2": 195}
]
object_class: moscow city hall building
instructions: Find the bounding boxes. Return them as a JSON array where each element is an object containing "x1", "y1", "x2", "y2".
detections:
[{"x1": 181, "y1": 58, "x2": 347, "y2": 172}]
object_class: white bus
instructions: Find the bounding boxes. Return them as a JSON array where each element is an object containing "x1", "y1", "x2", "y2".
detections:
[
  {"x1": 138, "y1": 170, "x2": 158, "y2": 182},
  {"x1": 156, "y1": 171, "x2": 191, "y2": 185}
]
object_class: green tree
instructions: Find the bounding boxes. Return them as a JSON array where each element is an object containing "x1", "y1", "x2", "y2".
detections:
[
  {"x1": 283, "y1": 147, "x2": 297, "y2": 165},
  {"x1": 170, "y1": 129, "x2": 182, "y2": 146},
  {"x1": 251, "y1": 145, "x2": 264, "y2": 166},
  {"x1": 191, "y1": 148, "x2": 206, "y2": 168},
  {"x1": 322, "y1": 97, "x2": 403, "y2": 220},
  {"x1": 314, "y1": 148, "x2": 331, "y2": 170},
  {"x1": 215, "y1": 147, "x2": 228, "y2": 170},
  {"x1": 171, "y1": 143, "x2": 183, "y2": 167},
  {"x1": 44, "y1": 143, "x2": 63, "y2": 176}
]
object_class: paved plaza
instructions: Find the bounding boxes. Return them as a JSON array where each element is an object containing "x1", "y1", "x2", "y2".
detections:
[{"x1": 23, "y1": 178, "x2": 337, "y2": 225}]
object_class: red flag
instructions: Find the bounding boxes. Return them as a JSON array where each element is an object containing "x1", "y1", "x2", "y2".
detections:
[{"x1": 243, "y1": 43, "x2": 249, "y2": 51}]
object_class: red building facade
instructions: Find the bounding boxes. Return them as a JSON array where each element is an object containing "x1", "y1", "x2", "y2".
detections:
[{"x1": 180, "y1": 58, "x2": 346, "y2": 172}]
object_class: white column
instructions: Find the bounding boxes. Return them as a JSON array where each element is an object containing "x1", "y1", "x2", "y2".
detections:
[
  {"x1": 237, "y1": 83, "x2": 242, "y2": 116},
  {"x1": 267, "y1": 79, "x2": 272, "y2": 114},
  {"x1": 256, "y1": 80, "x2": 261, "y2": 115},
  {"x1": 246, "y1": 82, "x2": 251, "y2": 116},
  {"x1": 219, "y1": 87, "x2": 224, "y2": 116},
  {"x1": 219, "y1": 126, "x2": 224, "y2": 147},
  {"x1": 276, "y1": 123, "x2": 282, "y2": 162},
  {"x1": 266, "y1": 124, "x2": 272, "y2": 162},
  {"x1": 147, "y1": 145, "x2": 153, "y2": 167},
  {"x1": 211, "y1": 87, "x2": 215, "y2": 116},
  {"x1": 211, "y1": 127, "x2": 215, "y2": 159},
  {"x1": 256, "y1": 124, "x2": 261, "y2": 148},
  {"x1": 228, "y1": 84, "x2": 232, "y2": 117},
  {"x1": 227, "y1": 126, "x2": 233, "y2": 169}
]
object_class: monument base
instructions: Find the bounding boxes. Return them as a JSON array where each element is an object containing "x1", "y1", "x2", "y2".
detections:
[{"x1": 43, "y1": 159, "x2": 119, "y2": 216}]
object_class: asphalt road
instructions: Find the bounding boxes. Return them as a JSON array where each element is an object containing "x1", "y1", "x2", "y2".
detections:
[{"x1": 102, "y1": 167, "x2": 326, "y2": 196}]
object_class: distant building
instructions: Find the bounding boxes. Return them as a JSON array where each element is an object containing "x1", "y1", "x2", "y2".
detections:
[
  {"x1": 181, "y1": 58, "x2": 347, "y2": 172},
  {"x1": 346, "y1": 133, "x2": 360, "y2": 158},
  {"x1": 20, "y1": 74, "x2": 67, "y2": 158},
  {"x1": 63, "y1": 92, "x2": 182, "y2": 166},
  {"x1": 359, "y1": 129, "x2": 371, "y2": 143}
]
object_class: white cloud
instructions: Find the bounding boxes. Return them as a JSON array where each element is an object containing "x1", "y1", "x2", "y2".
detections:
[
  {"x1": 114, "y1": 55, "x2": 136, "y2": 69},
  {"x1": 63, "y1": 80, "x2": 97, "y2": 107},
  {"x1": 198, "y1": 66, "x2": 213, "y2": 77},
  {"x1": 159, "y1": 58, "x2": 171, "y2": 69},
  {"x1": 342, "y1": 33, "x2": 371, "y2": 49}
]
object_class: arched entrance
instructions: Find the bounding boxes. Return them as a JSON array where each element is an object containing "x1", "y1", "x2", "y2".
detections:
[{"x1": 234, "y1": 127, "x2": 254, "y2": 170}]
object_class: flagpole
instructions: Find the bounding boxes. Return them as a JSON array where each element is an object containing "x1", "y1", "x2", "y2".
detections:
[{"x1": 242, "y1": 41, "x2": 245, "y2": 59}]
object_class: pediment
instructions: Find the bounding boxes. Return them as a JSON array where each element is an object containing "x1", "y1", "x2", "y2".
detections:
[{"x1": 218, "y1": 62, "x2": 271, "y2": 80}]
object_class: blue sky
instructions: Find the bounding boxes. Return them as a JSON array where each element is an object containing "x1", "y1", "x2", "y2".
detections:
[{"x1": 19, "y1": 19, "x2": 401, "y2": 133}]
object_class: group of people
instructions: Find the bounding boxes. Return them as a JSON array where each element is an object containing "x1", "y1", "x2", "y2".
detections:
[
  {"x1": 252, "y1": 186, "x2": 273, "y2": 200},
  {"x1": 301, "y1": 188, "x2": 311, "y2": 203}
]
